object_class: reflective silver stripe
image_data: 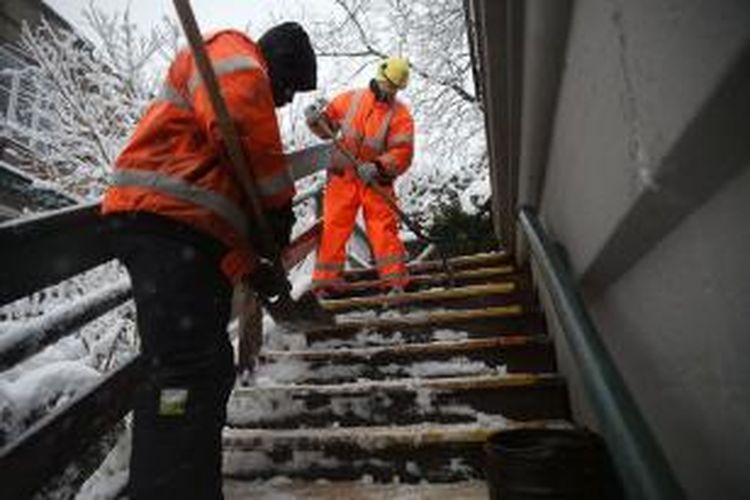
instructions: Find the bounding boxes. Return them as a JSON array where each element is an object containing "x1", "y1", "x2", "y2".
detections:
[
  {"x1": 155, "y1": 82, "x2": 191, "y2": 110},
  {"x1": 312, "y1": 278, "x2": 344, "y2": 287},
  {"x1": 381, "y1": 270, "x2": 408, "y2": 279},
  {"x1": 256, "y1": 168, "x2": 294, "y2": 198},
  {"x1": 378, "y1": 152, "x2": 400, "y2": 176},
  {"x1": 340, "y1": 90, "x2": 366, "y2": 139},
  {"x1": 363, "y1": 108, "x2": 394, "y2": 152},
  {"x1": 187, "y1": 55, "x2": 263, "y2": 95},
  {"x1": 375, "y1": 254, "x2": 406, "y2": 267},
  {"x1": 315, "y1": 261, "x2": 345, "y2": 271},
  {"x1": 112, "y1": 168, "x2": 248, "y2": 239},
  {"x1": 387, "y1": 132, "x2": 413, "y2": 148}
]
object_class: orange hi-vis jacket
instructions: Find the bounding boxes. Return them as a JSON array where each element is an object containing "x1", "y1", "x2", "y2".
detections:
[
  {"x1": 102, "y1": 30, "x2": 295, "y2": 283},
  {"x1": 313, "y1": 88, "x2": 415, "y2": 289}
]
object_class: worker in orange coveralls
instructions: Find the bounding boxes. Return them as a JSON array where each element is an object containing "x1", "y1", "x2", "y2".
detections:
[
  {"x1": 305, "y1": 56, "x2": 415, "y2": 296},
  {"x1": 102, "y1": 23, "x2": 316, "y2": 499}
]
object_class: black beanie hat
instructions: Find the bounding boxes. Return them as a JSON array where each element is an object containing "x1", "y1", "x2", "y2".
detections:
[{"x1": 258, "y1": 22, "x2": 316, "y2": 92}]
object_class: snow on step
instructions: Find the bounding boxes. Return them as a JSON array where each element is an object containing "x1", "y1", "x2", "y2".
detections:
[
  {"x1": 224, "y1": 417, "x2": 563, "y2": 450},
  {"x1": 328, "y1": 265, "x2": 518, "y2": 296},
  {"x1": 226, "y1": 373, "x2": 567, "y2": 427},
  {"x1": 302, "y1": 327, "x2": 472, "y2": 350},
  {"x1": 236, "y1": 373, "x2": 555, "y2": 395},
  {"x1": 321, "y1": 282, "x2": 519, "y2": 313},
  {"x1": 303, "y1": 305, "x2": 540, "y2": 346},
  {"x1": 341, "y1": 251, "x2": 510, "y2": 281},
  {"x1": 254, "y1": 354, "x2": 507, "y2": 385},
  {"x1": 224, "y1": 478, "x2": 489, "y2": 500},
  {"x1": 222, "y1": 418, "x2": 572, "y2": 481},
  {"x1": 262, "y1": 336, "x2": 546, "y2": 362},
  {"x1": 258, "y1": 336, "x2": 553, "y2": 382}
]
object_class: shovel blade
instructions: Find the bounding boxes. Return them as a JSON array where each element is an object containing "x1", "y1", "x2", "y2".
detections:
[{"x1": 262, "y1": 290, "x2": 335, "y2": 330}]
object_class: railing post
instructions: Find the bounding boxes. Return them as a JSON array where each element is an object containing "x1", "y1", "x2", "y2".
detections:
[{"x1": 236, "y1": 283, "x2": 262, "y2": 381}]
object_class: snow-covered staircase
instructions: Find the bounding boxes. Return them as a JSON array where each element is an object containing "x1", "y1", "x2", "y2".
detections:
[{"x1": 222, "y1": 251, "x2": 572, "y2": 497}]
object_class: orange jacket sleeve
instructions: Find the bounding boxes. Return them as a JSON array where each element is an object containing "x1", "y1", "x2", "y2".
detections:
[
  {"x1": 190, "y1": 32, "x2": 295, "y2": 209},
  {"x1": 376, "y1": 103, "x2": 414, "y2": 178},
  {"x1": 323, "y1": 91, "x2": 353, "y2": 129}
]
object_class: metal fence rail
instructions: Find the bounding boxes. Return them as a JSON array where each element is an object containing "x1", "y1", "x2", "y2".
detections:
[{"x1": 0, "y1": 177, "x2": 329, "y2": 496}]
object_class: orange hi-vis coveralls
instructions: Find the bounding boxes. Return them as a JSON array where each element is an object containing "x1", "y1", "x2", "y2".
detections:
[
  {"x1": 313, "y1": 88, "x2": 415, "y2": 289},
  {"x1": 102, "y1": 30, "x2": 295, "y2": 283}
]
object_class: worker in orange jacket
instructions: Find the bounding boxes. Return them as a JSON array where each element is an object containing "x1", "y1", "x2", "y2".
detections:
[
  {"x1": 305, "y1": 57, "x2": 414, "y2": 294},
  {"x1": 101, "y1": 23, "x2": 316, "y2": 499}
]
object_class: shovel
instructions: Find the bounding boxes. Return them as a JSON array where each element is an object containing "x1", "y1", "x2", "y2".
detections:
[{"x1": 173, "y1": 0, "x2": 333, "y2": 328}]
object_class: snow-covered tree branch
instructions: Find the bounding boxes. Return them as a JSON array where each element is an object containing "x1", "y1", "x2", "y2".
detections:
[{"x1": 1, "y1": 6, "x2": 167, "y2": 199}]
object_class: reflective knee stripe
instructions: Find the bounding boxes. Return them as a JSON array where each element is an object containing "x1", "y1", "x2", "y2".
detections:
[
  {"x1": 155, "y1": 82, "x2": 192, "y2": 110},
  {"x1": 311, "y1": 277, "x2": 344, "y2": 287},
  {"x1": 380, "y1": 270, "x2": 408, "y2": 281},
  {"x1": 187, "y1": 55, "x2": 264, "y2": 96},
  {"x1": 112, "y1": 168, "x2": 248, "y2": 239},
  {"x1": 315, "y1": 261, "x2": 345, "y2": 272},
  {"x1": 375, "y1": 253, "x2": 406, "y2": 268}
]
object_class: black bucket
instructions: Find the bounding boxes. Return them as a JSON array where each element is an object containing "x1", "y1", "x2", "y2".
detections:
[{"x1": 484, "y1": 428, "x2": 622, "y2": 499}]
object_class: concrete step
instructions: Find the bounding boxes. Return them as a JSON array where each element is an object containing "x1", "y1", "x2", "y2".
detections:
[
  {"x1": 222, "y1": 418, "x2": 571, "y2": 482},
  {"x1": 302, "y1": 306, "x2": 546, "y2": 346},
  {"x1": 341, "y1": 251, "x2": 511, "y2": 282},
  {"x1": 322, "y1": 282, "x2": 534, "y2": 314},
  {"x1": 227, "y1": 373, "x2": 568, "y2": 428},
  {"x1": 258, "y1": 336, "x2": 555, "y2": 383},
  {"x1": 223, "y1": 479, "x2": 489, "y2": 500},
  {"x1": 326, "y1": 266, "x2": 523, "y2": 297}
]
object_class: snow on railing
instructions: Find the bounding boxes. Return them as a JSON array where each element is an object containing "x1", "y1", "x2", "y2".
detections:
[{"x1": 0, "y1": 279, "x2": 131, "y2": 371}]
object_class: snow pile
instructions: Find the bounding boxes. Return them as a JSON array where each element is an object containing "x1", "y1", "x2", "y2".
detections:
[
  {"x1": 0, "y1": 361, "x2": 100, "y2": 444},
  {"x1": 382, "y1": 359, "x2": 507, "y2": 379},
  {"x1": 432, "y1": 329, "x2": 470, "y2": 342},
  {"x1": 0, "y1": 261, "x2": 126, "y2": 322},
  {"x1": 227, "y1": 388, "x2": 307, "y2": 427},
  {"x1": 0, "y1": 260, "x2": 136, "y2": 446},
  {"x1": 75, "y1": 424, "x2": 131, "y2": 500}
]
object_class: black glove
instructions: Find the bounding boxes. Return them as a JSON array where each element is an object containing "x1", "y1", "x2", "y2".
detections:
[
  {"x1": 248, "y1": 259, "x2": 291, "y2": 300},
  {"x1": 265, "y1": 201, "x2": 295, "y2": 249}
]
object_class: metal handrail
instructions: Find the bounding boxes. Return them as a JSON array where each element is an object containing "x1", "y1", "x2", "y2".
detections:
[{"x1": 518, "y1": 206, "x2": 684, "y2": 500}]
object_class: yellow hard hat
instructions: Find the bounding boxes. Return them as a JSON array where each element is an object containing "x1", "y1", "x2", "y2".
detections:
[{"x1": 376, "y1": 56, "x2": 410, "y2": 89}]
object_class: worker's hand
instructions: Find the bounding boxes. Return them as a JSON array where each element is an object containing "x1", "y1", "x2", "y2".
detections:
[
  {"x1": 304, "y1": 98, "x2": 328, "y2": 125},
  {"x1": 356, "y1": 162, "x2": 380, "y2": 185},
  {"x1": 249, "y1": 259, "x2": 291, "y2": 300},
  {"x1": 265, "y1": 201, "x2": 295, "y2": 249}
]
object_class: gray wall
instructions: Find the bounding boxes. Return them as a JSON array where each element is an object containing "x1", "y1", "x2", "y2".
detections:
[
  {"x1": 0, "y1": 0, "x2": 72, "y2": 46},
  {"x1": 538, "y1": 0, "x2": 750, "y2": 497}
]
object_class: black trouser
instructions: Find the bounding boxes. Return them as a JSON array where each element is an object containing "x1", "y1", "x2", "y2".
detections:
[{"x1": 111, "y1": 215, "x2": 235, "y2": 499}]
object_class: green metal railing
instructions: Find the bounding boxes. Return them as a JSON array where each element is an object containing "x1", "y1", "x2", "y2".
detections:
[{"x1": 518, "y1": 206, "x2": 685, "y2": 500}]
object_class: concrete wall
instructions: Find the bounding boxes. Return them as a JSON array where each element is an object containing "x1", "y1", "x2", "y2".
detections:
[
  {"x1": 0, "y1": 0, "x2": 72, "y2": 46},
  {"x1": 538, "y1": 0, "x2": 750, "y2": 497},
  {"x1": 1, "y1": 0, "x2": 43, "y2": 46}
]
